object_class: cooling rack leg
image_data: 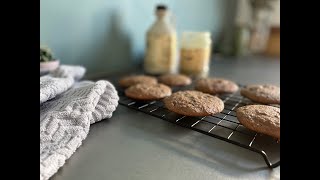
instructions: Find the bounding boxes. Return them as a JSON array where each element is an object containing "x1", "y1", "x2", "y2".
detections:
[
  {"x1": 270, "y1": 161, "x2": 280, "y2": 168},
  {"x1": 259, "y1": 150, "x2": 280, "y2": 168}
]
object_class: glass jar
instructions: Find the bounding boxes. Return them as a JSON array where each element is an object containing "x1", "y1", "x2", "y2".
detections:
[{"x1": 179, "y1": 32, "x2": 212, "y2": 78}]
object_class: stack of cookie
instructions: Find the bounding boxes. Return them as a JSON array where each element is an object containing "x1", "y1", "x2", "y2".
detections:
[
  {"x1": 119, "y1": 75, "x2": 280, "y2": 140},
  {"x1": 119, "y1": 75, "x2": 172, "y2": 100},
  {"x1": 119, "y1": 74, "x2": 193, "y2": 101}
]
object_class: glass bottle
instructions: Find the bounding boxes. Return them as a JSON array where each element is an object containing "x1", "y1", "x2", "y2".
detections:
[{"x1": 144, "y1": 5, "x2": 177, "y2": 75}]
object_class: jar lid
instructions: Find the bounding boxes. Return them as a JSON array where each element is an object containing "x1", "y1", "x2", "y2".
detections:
[{"x1": 181, "y1": 31, "x2": 212, "y2": 49}]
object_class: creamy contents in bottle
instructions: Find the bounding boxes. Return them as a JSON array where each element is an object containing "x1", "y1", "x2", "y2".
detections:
[{"x1": 145, "y1": 33, "x2": 177, "y2": 74}]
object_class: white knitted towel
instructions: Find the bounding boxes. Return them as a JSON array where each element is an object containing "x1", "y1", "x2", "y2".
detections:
[
  {"x1": 40, "y1": 65, "x2": 86, "y2": 104},
  {"x1": 40, "y1": 65, "x2": 119, "y2": 180}
]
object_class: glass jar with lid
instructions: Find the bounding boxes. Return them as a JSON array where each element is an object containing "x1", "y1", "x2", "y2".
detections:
[{"x1": 179, "y1": 32, "x2": 212, "y2": 78}]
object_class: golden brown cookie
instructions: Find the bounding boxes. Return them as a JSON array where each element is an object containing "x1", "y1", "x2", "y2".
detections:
[
  {"x1": 125, "y1": 83, "x2": 172, "y2": 100},
  {"x1": 236, "y1": 105, "x2": 280, "y2": 139},
  {"x1": 195, "y1": 78, "x2": 239, "y2": 94},
  {"x1": 119, "y1": 75, "x2": 157, "y2": 88},
  {"x1": 163, "y1": 90, "x2": 224, "y2": 116},
  {"x1": 158, "y1": 74, "x2": 192, "y2": 86},
  {"x1": 240, "y1": 84, "x2": 280, "y2": 104}
]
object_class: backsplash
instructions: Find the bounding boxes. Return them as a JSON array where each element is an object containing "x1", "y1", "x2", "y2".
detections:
[{"x1": 40, "y1": 0, "x2": 236, "y2": 76}]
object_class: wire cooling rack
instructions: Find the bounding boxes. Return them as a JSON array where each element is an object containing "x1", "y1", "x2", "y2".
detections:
[{"x1": 115, "y1": 82, "x2": 280, "y2": 168}]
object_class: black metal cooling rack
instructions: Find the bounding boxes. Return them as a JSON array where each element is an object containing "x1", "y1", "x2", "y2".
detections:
[{"x1": 115, "y1": 83, "x2": 280, "y2": 168}]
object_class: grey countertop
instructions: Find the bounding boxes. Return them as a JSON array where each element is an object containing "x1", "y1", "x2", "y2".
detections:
[{"x1": 51, "y1": 55, "x2": 280, "y2": 180}]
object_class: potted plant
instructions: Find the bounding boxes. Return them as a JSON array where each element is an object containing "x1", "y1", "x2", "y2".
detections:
[{"x1": 40, "y1": 45, "x2": 60, "y2": 73}]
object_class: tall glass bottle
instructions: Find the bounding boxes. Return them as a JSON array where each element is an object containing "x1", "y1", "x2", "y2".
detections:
[{"x1": 144, "y1": 5, "x2": 177, "y2": 75}]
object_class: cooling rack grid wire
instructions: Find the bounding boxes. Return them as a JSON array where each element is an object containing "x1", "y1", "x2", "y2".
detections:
[{"x1": 116, "y1": 83, "x2": 280, "y2": 168}]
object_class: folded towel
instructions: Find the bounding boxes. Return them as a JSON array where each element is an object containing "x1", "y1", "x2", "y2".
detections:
[
  {"x1": 40, "y1": 65, "x2": 86, "y2": 104},
  {"x1": 40, "y1": 65, "x2": 119, "y2": 180},
  {"x1": 49, "y1": 65, "x2": 86, "y2": 80}
]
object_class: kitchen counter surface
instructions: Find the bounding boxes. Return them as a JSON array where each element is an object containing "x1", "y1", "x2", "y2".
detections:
[{"x1": 51, "y1": 56, "x2": 280, "y2": 180}]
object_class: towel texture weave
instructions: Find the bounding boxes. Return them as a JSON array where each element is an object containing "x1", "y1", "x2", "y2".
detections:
[{"x1": 40, "y1": 65, "x2": 119, "y2": 180}]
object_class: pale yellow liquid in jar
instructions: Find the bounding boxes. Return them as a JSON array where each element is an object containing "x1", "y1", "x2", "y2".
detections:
[
  {"x1": 180, "y1": 47, "x2": 211, "y2": 77},
  {"x1": 144, "y1": 33, "x2": 177, "y2": 74},
  {"x1": 179, "y1": 32, "x2": 212, "y2": 78}
]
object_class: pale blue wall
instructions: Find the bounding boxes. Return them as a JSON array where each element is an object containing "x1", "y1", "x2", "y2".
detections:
[{"x1": 40, "y1": 0, "x2": 236, "y2": 76}]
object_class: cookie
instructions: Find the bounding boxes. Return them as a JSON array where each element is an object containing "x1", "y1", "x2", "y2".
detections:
[
  {"x1": 164, "y1": 90, "x2": 224, "y2": 116},
  {"x1": 195, "y1": 78, "x2": 239, "y2": 94},
  {"x1": 125, "y1": 83, "x2": 172, "y2": 100},
  {"x1": 236, "y1": 105, "x2": 280, "y2": 139},
  {"x1": 240, "y1": 84, "x2": 280, "y2": 104},
  {"x1": 158, "y1": 74, "x2": 192, "y2": 86},
  {"x1": 119, "y1": 75, "x2": 157, "y2": 88}
]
